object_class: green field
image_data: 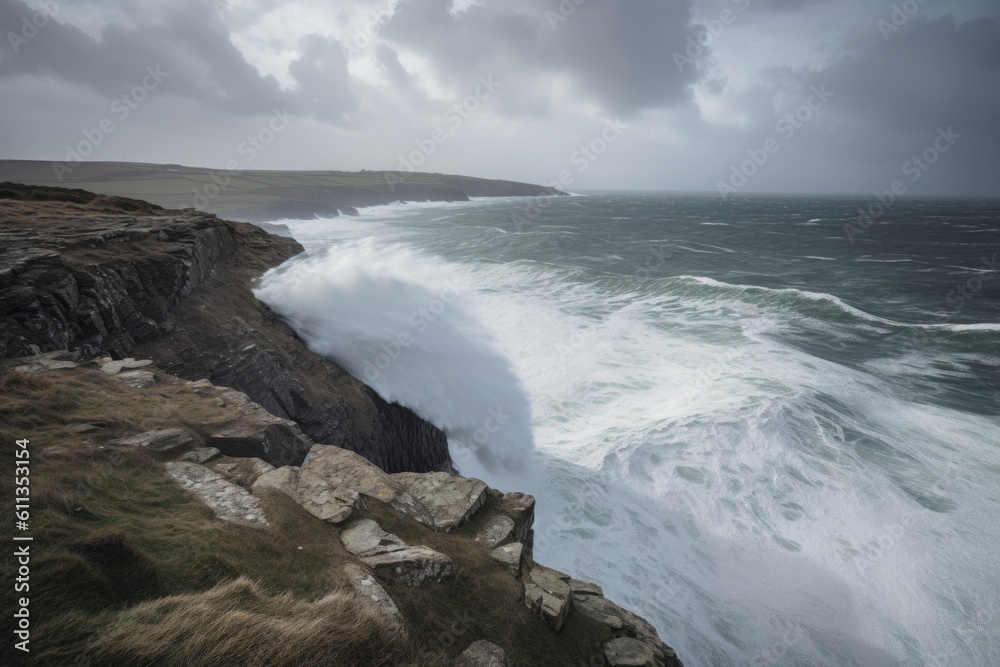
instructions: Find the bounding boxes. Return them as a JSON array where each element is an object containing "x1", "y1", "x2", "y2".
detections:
[{"x1": 0, "y1": 160, "x2": 559, "y2": 222}]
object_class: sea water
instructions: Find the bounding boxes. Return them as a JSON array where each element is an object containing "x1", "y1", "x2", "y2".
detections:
[{"x1": 254, "y1": 192, "x2": 1000, "y2": 667}]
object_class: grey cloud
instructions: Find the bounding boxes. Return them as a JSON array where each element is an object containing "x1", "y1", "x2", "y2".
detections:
[
  {"x1": 0, "y1": 0, "x2": 356, "y2": 123},
  {"x1": 383, "y1": 0, "x2": 700, "y2": 117}
]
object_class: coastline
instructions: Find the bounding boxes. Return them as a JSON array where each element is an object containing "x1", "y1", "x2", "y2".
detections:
[{"x1": 0, "y1": 183, "x2": 683, "y2": 666}]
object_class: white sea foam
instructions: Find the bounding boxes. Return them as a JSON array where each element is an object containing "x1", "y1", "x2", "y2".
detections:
[
  {"x1": 253, "y1": 239, "x2": 536, "y2": 490},
  {"x1": 258, "y1": 199, "x2": 1000, "y2": 667}
]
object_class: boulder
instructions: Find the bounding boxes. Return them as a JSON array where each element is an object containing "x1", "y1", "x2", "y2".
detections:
[
  {"x1": 391, "y1": 472, "x2": 487, "y2": 532},
  {"x1": 209, "y1": 422, "x2": 312, "y2": 468},
  {"x1": 343, "y1": 563, "x2": 404, "y2": 635},
  {"x1": 251, "y1": 465, "x2": 300, "y2": 498},
  {"x1": 294, "y1": 445, "x2": 402, "y2": 525},
  {"x1": 501, "y1": 492, "x2": 535, "y2": 543},
  {"x1": 11, "y1": 350, "x2": 80, "y2": 373},
  {"x1": 453, "y1": 640, "x2": 512, "y2": 667},
  {"x1": 570, "y1": 578, "x2": 604, "y2": 597},
  {"x1": 603, "y1": 637, "x2": 657, "y2": 667},
  {"x1": 165, "y1": 461, "x2": 268, "y2": 527},
  {"x1": 339, "y1": 519, "x2": 408, "y2": 558},
  {"x1": 571, "y1": 594, "x2": 661, "y2": 645},
  {"x1": 489, "y1": 542, "x2": 524, "y2": 576},
  {"x1": 112, "y1": 429, "x2": 194, "y2": 457},
  {"x1": 339, "y1": 519, "x2": 453, "y2": 587},
  {"x1": 523, "y1": 565, "x2": 572, "y2": 632},
  {"x1": 99, "y1": 357, "x2": 153, "y2": 374},
  {"x1": 475, "y1": 514, "x2": 516, "y2": 548},
  {"x1": 362, "y1": 545, "x2": 453, "y2": 587},
  {"x1": 298, "y1": 445, "x2": 398, "y2": 502}
]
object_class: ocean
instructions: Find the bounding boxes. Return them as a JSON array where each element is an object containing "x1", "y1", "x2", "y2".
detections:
[{"x1": 253, "y1": 191, "x2": 1000, "y2": 667}]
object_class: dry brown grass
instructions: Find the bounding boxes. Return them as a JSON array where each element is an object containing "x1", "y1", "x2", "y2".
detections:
[
  {"x1": 74, "y1": 578, "x2": 401, "y2": 667},
  {"x1": 0, "y1": 365, "x2": 613, "y2": 666}
]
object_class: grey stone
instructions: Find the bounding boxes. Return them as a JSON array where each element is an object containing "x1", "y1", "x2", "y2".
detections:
[
  {"x1": 99, "y1": 357, "x2": 154, "y2": 374},
  {"x1": 112, "y1": 429, "x2": 194, "y2": 457},
  {"x1": 391, "y1": 471, "x2": 487, "y2": 532},
  {"x1": 251, "y1": 465, "x2": 300, "y2": 498},
  {"x1": 489, "y1": 542, "x2": 523, "y2": 576},
  {"x1": 362, "y1": 546, "x2": 453, "y2": 587},
  {"x1": 453, "y1": 640, "x2": 512, "y2": 667},
  {"x1": 9, "y1": 350, "x2": 80, "y2": 374},
  {"x1": 165, "y1": 461, "x2": 268, "y2": 527},
  {"x1": 524, "y1": 565, "x2": 572, "y2": 632},
  {"x1": 571, "y1": 594, "x2": 662, "y2": 645},
  {"x1": 502, "y1": 492, "x2": 536, "y2": 543},
  {"x1": 298, "y1": 445, "x2": 398, "y2": 503},
  {"x1": 113, "y1": 369, "x2": 156, "y2": 388},
  {"x1": 603, "y1": 637, "x2": 656, "y2": 667},
  {"x1": 475, "y1": 514, "x2": 516, "y2": 548},
  {"x1": 570, "y1": 578, "x2": 604, "y2": 597},
  {"x1": 343, "y1": 563, "x2": 404, "y2": 635},
  {"x1": 339, "y1": 519, "x2": 407, "y2": 558},
  {"x1": 209, "y1": 415, "x2": 313, "y2": 468},
  {"x1": 295, "y1": 444, "x2": 403, "y2": 524}
]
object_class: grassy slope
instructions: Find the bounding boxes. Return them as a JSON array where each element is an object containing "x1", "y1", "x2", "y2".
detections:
[
  {"x1": 0, "y1": 160, "x2": 555, "y2": 220},
  {"x1": 0, "y1": 365, "x2": 611, "y2": 666}
]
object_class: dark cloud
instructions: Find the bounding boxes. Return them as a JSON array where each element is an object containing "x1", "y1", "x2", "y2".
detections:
[
  {"x1": 0, "y1": 0, "x2": 356, "y2": 123},
  {"x1": 0, "y1": 0, "x2": 996, "y2": 195},
  {"x1": 383, "y1": 0, "x2": 699, "y2": 117}
]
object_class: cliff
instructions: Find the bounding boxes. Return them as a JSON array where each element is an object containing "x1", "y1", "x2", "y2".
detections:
[
  {"x1": 0, "y1": 182, "x2": 450, "y2": 472},
  {"x1": 0, "y1": 161, "x2": 567, "y2": 224},
  {"x1": 0, "y1": 184, "x2": 683, "y2": 667}
]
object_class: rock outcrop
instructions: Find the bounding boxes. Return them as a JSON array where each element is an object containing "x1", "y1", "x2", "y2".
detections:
[
  {"x1": 1, "y1": 185, "x2": 686, "y2": 666},
  {"x1": 164, "y1": 461, "x2": 269, "y2": 528},
  {"x1": 0, "y1": 183, "x2": 452, "y2": 472},
  {"x1": 453, "y1": 640, "x2": 512, "y2": 667}
]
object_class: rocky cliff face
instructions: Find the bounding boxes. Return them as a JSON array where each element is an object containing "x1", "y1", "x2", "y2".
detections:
[{"x1": 0, "y1": 183, "x2": 452, "y2": 471}]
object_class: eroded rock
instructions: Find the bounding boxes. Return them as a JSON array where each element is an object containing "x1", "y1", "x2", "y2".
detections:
[
  {"x1": 343, "y1": 563, "x2": 404, "y2": 635},
  {"x1": 165, "y1": 461, "x2": 268, "y2": 527},
  {"x1": 489, "y1": 542, "x2": 524, "y2": 576},
  {"x1": 603, "y1": 637, "x2": 657, "y2": 667},
  {"x1": 391, "y1": 472, "x2": 487, "y2": 532},
  {"x1": 111, "y1": 429, "x2": 194, "y2": 457},
  {"x1": 362, "y1": 545, "x2": 453, "y2": 587},
  {"x1": 251, "y1": 465, "x2": 300, "y2": 498},
  {"x1": 453, "y1": 640, "x2": 512, "y2": 667},
  {"x1": 339, "y1": 519, "x2": 407, "y2": 558},
  {"x1": 524, "y1": 565, "x2": 572, "y2": 632}
]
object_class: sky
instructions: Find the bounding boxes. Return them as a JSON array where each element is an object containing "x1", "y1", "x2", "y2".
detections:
[{"x1": 1, "y1": 0, "x2": 998, "y2": 196}]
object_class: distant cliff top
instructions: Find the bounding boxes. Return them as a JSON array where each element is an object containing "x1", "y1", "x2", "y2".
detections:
[{"x1": 0, "y1": 160, "x2": 565, "y2": 223}]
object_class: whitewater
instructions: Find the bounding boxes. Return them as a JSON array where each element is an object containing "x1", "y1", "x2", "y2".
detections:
[{"x1": 254, "y1": 192, "x2": 1000, "y2": 667}]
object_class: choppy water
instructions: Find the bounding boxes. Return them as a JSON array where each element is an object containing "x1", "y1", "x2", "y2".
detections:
[{"x1": 255, "y1": 192, "x2": 1000, "y2": 667}]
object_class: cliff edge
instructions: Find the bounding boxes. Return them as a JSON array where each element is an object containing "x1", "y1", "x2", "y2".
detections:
[{"x1": 0, "y1": 184, "x2": 684, "y2": 667}]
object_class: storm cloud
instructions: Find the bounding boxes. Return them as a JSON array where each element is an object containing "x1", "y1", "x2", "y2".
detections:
[{"x1": 0, "y1": 0, "x2": 996, "y2": 195}]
